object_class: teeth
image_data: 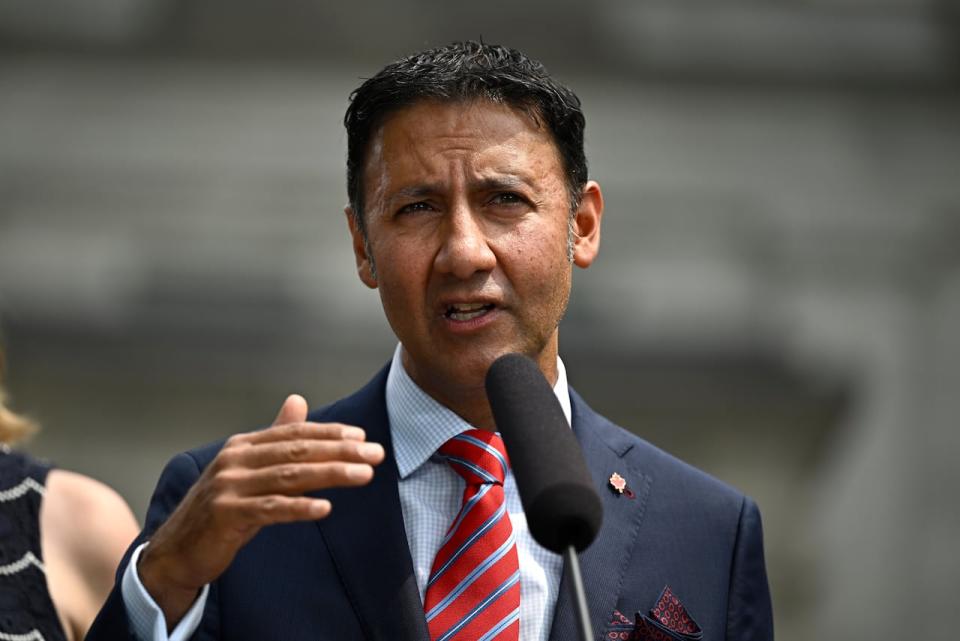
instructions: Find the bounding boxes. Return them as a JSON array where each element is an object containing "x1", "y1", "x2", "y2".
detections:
[
  {"x1": 446, "y1": 303, "x2": 491, "y2": 321},
  {"x1": 452, "y1": 303, "x2": 486, "y2": 312}
]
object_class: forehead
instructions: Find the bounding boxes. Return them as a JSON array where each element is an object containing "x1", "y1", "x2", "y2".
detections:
[{"x1": 362, "y1": 99, "x2": 565, "y2": 187}]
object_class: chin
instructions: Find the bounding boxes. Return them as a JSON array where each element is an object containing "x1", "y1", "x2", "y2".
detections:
[
  {"x1": 456, "y1": 343, "x2": 543, "y2": 379},
  {"x1": 448, "y1": 353, "x2": 497, "y2": 386}
]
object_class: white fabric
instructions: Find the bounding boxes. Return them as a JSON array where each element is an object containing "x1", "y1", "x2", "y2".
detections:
[{"x1": 121, "y1": 542, "x2": 209, "y2": 641}]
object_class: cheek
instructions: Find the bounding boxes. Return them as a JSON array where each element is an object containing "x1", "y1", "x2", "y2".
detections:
[
  {"x1": 375, "y1": 267, "x2": 423, "y2": 337},
  {"x1": 373, "y1": 241, "x2": 429, "y2": 299},
  {"x1": 503, "y1": 226, "x2": 572, "y2": 300},
  {"x1": 508, "y1": 218, "x2": 570, "y2": 269}
]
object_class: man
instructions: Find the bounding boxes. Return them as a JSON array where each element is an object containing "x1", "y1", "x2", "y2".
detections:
[{"x1": 87, "y1": 41, "x2": 773, "y2": 641}]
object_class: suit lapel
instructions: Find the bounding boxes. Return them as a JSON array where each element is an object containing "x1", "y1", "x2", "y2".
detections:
[
  {"x1": 548, "y1": 389, "x2": 653, "y2": 641},
  {"x1": 310, "y1": 367, "x2": 430, "y2": 641}
]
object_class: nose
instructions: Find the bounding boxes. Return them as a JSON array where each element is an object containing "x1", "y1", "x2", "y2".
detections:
[{"x1": 434, "y1": 204, "x2": 496, "y2": 279}]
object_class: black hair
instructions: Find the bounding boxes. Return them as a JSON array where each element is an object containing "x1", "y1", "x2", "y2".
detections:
[{"x1": 344, "y1": 40, "x2": 587, "y2": 233}]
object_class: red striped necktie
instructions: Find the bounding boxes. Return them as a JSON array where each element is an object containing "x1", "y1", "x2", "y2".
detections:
[{"x1": 424, "y1": 429, "x2": 521, "y2": 641}]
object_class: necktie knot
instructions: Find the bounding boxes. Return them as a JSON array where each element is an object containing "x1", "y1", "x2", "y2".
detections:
[{"x1": 437, "y1": 429, "x2": 509, "y2": 487}]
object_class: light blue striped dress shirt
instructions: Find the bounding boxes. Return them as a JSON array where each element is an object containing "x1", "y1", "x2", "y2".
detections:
[
  {"x1": 121, "y1": 344, "x2": 566, "y2": 641},
  {"x1": 387, "y1": 344, "x2": 566, "y2": 641}
]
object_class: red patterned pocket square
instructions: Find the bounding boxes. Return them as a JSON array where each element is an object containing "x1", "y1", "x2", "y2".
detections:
[{"x1": 605, "y1": 586, "x2": 703, "y2": 641}]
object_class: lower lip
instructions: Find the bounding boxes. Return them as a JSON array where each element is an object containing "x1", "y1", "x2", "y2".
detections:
[{"x1": 441, "y1": 307, "x2": 500, "y2": 333}]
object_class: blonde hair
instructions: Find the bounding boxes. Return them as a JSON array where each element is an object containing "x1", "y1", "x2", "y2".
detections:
[{"x1": 0, "y1": 349, "x2": 37, "y2": 445}]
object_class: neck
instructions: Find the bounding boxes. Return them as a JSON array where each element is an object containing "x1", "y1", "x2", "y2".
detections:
[{"x1": 400, "y1": 346, "x2": 560, "y2": 430}]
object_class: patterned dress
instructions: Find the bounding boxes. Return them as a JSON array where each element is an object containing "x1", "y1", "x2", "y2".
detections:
[{"x1": 0, "y1": 447, "x2": 68, "y2": 641}]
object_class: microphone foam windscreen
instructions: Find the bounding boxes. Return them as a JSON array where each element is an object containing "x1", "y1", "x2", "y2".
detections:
[{"x1": 485, "y1": 353, "x2": 603, "y2": 553}]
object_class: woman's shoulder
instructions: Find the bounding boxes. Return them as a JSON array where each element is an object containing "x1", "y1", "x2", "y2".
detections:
[
  {"x1": 41, "y1": 469, "x2": 139, "y2": 640},
  {"x1": 42, "y1": 468, "x2": 139, "y2": 581},
  {"x1": 44, "y1": 469, "x2": 136, "y2": 526}
]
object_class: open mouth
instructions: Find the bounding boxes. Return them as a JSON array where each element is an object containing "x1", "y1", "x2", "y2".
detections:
[{"x1": 444, "y1": 302, "x2": 495, "y2": 321}]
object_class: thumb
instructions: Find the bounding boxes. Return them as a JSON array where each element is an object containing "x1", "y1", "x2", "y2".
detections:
[{"x1": 272, "y1": 394, "x2": 308, "y2": 426}]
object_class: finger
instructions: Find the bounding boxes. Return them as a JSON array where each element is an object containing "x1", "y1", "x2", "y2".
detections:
[
  {"x1": 237, "y1": 422, "x2": 367, "y2": 446},
  {"x1": 226, "y1": 495, "x2": 333, "y2": 527},
  {"x1": 272, "y1": 394, "x2": 308, "y2": 427},
  {"x1": 228, "y1": 439, "x2": 385, "y2": 469},
  {"x1": 229, "y1": 461, "x2": 376, "y2": 497}
]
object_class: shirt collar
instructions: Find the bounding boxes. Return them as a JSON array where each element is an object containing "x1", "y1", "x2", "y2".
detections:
[{"x1": 386, "y1": 343, "x2": 572, "y2": 479}]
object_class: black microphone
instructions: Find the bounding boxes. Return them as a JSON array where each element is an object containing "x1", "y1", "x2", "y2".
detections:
[
  {"x1": 486, "y1": 354, "x2": 603, "y2": 641},
  {"x1": 485, "y1": 353, "x2": 603, "y2": 641},
  {"x1": 484, "y1": 352, "x2": 603, "y2": 552}
]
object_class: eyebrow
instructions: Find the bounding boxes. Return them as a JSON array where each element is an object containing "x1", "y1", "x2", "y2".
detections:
[{"x1": 392, "y1": 176, "x2": 532, "y2": 200}]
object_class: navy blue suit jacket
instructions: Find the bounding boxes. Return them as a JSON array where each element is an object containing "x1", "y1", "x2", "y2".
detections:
[{"x1": 87, "y1": 365, "x2": 773, "y2": 641}]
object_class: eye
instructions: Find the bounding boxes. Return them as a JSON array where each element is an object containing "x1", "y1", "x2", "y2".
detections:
[
  {"x1": 488, "y1": 192, "x2": 527, "y2": 207},
  {"x1": 397, "y1": 201, "x2": 435, "y2": 215}
]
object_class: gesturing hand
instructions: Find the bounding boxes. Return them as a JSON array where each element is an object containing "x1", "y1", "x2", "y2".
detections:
[{"x1": 138, "y1": 394, "x2": 385, "y2": 629}]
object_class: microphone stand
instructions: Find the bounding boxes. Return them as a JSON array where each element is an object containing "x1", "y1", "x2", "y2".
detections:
[{"x1": 563, "y1": 545, "x2": 593, "y2": 641}]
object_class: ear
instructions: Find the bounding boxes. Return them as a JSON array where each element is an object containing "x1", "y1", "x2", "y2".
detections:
[
  {"x1": 345, "y1": 206, "x2": 378, "y2": 289},
  {"x1": 571, "y1": 180, "x2": 603, "y2": 268}
]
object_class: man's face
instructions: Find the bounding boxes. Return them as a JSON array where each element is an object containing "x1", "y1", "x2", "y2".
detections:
[{"x1": 347, "y1": 99, "x2": 602, "y2": 408}]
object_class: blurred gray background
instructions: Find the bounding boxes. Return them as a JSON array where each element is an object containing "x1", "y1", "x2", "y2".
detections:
[{"x1": 1, "y1": 1, "x2": 958, "y2": 639}]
